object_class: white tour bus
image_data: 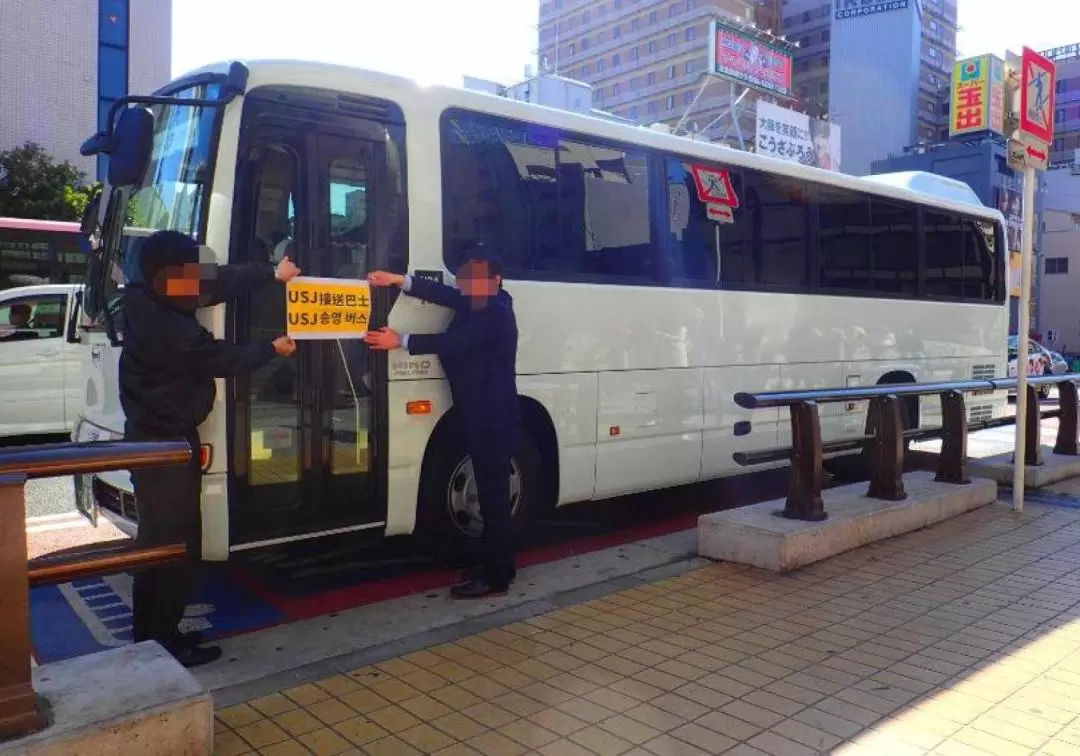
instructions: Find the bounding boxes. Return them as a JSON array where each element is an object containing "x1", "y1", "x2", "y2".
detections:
[{"x1": 72, "y1": 60, "x2": 1009, "y2": 560}]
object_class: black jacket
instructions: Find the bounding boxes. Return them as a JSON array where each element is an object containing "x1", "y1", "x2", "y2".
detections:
[
  {"x1": 120, "y1": 263, "x2": 278, "y2": 435},
  {"x1": 405, "y1": 277, "x2": 520, "y2": 442}
]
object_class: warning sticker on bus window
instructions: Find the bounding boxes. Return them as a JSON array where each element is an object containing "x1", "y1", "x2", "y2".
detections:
[
  {"x1": 706, "y1": 204, "x2": 735, "y2": 224},
  {"x1": 286, "y1": 277, "x2": 371, "y2": 340},
  {"x1": 689, "y1": 165, "x2": 740, "y2": 208}
]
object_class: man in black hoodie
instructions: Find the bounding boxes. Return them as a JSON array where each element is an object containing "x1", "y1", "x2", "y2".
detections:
[
  {"x1": 120, "y1": 230, "x2": 298, "y2": 667},
  {"x1": 365, "y1": 248, "x2": 520, "y2": 599}
]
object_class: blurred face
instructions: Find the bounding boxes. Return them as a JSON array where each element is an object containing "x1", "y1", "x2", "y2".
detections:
[
  {"x1": 456, "y1": 259, "x2": 501, "y2": 308},
  {"x1": 8, "y1": 304, "x2": 30, "y2": 328},
  {"x1": 156, "y1": 262, "x2": 218, "y2": 302}
]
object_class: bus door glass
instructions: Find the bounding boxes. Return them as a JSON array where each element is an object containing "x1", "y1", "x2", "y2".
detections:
[{"x1": 229, "y1": 91, "x2": 405, "y2": 548}]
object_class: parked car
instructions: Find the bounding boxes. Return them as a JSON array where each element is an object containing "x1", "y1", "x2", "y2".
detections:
[
  {"x1": 1048, "y1": 351, "x2": 1069, "y2": 376},
  {"x1": 0, "y1": 284, "x2": 83, "y2": 437},
  {"x1": 1007, "y1": 335, "x2": 1053, "y2": 399}
]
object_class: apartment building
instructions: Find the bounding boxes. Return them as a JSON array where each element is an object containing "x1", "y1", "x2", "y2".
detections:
[
  {"x1": 1048, "y1": 43, "x2": 1080, "y2": 166},
  {"x1": 0, "y1": 0, "x2": 172, "y2": 178},
  {"x1": 1034, "y1": 166, "x2": 1080, "y2": 351},
  {"x1": 536, "y1": 0, "x2": 774, "y2": 141}
]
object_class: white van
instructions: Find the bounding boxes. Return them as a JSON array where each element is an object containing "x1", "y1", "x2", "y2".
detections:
[{"x1": 0, "y1": 283, "x2": 83, "y2": 436}]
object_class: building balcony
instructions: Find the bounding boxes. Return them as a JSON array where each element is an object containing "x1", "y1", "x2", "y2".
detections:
[
  {"x1": 918, "y1": 77, "x2": 946, "y2": 97},
  {"x1": 922, "y1": 0, "x2": 958, "y2": 26},
  {"x1": 920, "y1": 53, "x2": 950, "y2": 77},
  {"x1": 921, "y1": 25, "x2": 954, "y2": 50}
]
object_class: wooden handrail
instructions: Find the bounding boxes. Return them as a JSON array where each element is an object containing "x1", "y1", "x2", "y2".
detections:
[
  {"x1": 733, "y1": 375, "x2": 1080, "y2": 522},
  {"x1": 0, "y1": 440, "x2": 190, "y2": 479},
  {"x1": 0, "y1": 440, "x2": 191, "y2": 741},
  {"x1": 28, "y1": 543, "x2": 186, "y2": 589},
  {"x1": 735, "y1": 372, "x2": 1080, "y2": 410}
]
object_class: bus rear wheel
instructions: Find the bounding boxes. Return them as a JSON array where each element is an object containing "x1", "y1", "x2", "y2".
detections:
[{"x1": 417, "y1": 426, "x2": 545, "y2": 563}]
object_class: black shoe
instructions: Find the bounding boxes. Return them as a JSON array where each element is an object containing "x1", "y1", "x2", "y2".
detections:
[
  {"x1": 456, "y1": 567, "x2": 516, "y2": 585},
  {"x1": 168, "y1": 644, "x2": 223, "y2": 668},
  {"x1": 450, "y1": 578, "x2": 509, "y2": 599},
  {"x1": 178, "y1": 630, "x2": 205, "y2": 648}
]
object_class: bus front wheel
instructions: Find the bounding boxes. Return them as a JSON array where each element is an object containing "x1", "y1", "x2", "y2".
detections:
[{"x1": 417, "y1": 427, "x2": 545, "y2": 562}]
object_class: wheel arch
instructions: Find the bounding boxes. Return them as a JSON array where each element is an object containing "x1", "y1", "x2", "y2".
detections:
[
  {"x1": 417, "y1": 394, "x2": 560, "y2": 511},
  {"x1": 876, "y1": 369, "x2": 919, "y2": 428}
]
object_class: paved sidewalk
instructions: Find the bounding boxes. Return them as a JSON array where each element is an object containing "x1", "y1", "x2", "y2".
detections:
[{"x1": 214, "y1": 500, "x2": 1080, "y2": 756}]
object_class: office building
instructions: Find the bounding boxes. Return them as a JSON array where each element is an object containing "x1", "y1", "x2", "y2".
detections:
[
  {"x1": 1047, "y1": 43, "x2": 1080, "y2": 166},
  {"x1": 536, "y1": 0, "x2": 780, "y2": 142},
  {"x1": 0, "y1": 0, "x2": 172, "y2": 179},
  {"x1": 1037, "y1": 166, "x2": 1080, "y2": 352},
  {"x1": 781, "y1": 0, "x2": 957, "y2": 174}
]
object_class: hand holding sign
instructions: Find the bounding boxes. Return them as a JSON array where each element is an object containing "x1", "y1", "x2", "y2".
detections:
[
  {"x1": 364, "y1": 327, "x2": 401, "y2": 351},
  {"x1": 367, "y1": 271, "x2": 404, "y2": 288},
  {"x1": 276, "y1": 256, "x2": 301, "y2": 283},
  {"x1": 272, "y1": 336, "x2": 297, "y2": 356}
]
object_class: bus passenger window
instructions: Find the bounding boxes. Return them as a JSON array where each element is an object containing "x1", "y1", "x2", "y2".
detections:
[
  {"x1": 924, "y1": 210, "x2": 965, "y2": 298},
  {"x1": 870, "y1": 201, "x2": 918, "y2": 295},
  {"x1": 439, "y1": 111, "x2": 658, "y2": 284},
  {"x1": 664, "y1": 158, "x2": 750, "y2": 286},
  {"x1": 964, "y1": 219, "x2": 999, "y2": 302},
  {"x1": 744, "y1": 171, "x2": 811, "y2": 288},
  {"x1": 817, "y1": 187, "x2": 872, "y2": 292}
]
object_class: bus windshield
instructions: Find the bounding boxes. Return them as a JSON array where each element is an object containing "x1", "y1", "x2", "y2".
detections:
[
  {"x1": 125, "y1": 82, "x2": 221, "y2": 239},
  {"x1": 84, "y1": 81, "x2": 223, "y2": 328}
]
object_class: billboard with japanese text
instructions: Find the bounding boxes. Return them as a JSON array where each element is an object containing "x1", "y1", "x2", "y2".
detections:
[
  {"x1": 950, "y1": 55, "x2": 1006, "y2": 137},
  {"x1": 709, "y1": 19, "x2": 793, "y2": 98},
  {"x1": 755, "y1": 101, "x2": 841, "y2": 172}
]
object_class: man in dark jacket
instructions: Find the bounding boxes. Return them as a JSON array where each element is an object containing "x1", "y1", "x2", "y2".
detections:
[
  {"x1": 365, "y1": 248, "x2": 520, "y2": 598},
  {"x1": 120, "y1": 230, "x2": 298, "y2": 667}
]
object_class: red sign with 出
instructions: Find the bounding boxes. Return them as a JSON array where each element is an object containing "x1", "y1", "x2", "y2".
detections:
[
  {"x1": 689, "y1": 165, "x2": 739, "y2": 208},
  {"x1": 1020, "y1": 46, "x2": 1056, "y2": 145}
]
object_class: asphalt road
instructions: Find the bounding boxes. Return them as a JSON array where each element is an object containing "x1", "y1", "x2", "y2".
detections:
[
  {"x1": 25, "y1": 476, "x2": 76, "y2": 519},
  {"x1": 0, "y1": 434, "x2": 79, "y2": 520}
]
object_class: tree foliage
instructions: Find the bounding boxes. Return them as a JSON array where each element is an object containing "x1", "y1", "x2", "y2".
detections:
[{"x1": 0, "y1": 142, "x2": 98, "y2": 221}]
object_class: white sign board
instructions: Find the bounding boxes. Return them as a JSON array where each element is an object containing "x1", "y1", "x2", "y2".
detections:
[{"x1": 755, "y1": 101, "x2": 842, "y2": 172}]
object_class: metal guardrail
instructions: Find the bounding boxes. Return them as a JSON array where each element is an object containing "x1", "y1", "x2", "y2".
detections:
[
  {"x1": 0, "y1": 440, "x2": 190, "y2": 741},
  {"x1": 732, "y1": 374, "x2": 1080, "y2": 522}
]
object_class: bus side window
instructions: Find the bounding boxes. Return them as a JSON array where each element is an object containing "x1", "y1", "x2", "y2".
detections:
[
  {"x1": 924, "y1": 210, "x2": 965, "y2": 299},
  {"x1": 440, "y1": 111, "x2": 657, "y2": 285},
  {"x1": 663, "y1": 158, "x2": 750, "y2": 287},
  {"x1": 745, "y1": 171, "x2": 810, "y2": 289}
]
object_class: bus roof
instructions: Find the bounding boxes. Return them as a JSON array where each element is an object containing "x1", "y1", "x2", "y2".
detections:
[
  {"x1": 0, "y1": 217, "x2": 80, "y2": 232},
  {"x1": 176, "y1": 59, "x2": 1004, "y2": 224}
]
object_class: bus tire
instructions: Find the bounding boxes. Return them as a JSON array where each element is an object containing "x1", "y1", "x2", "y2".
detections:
[{"x1": 416, "y1": 425, "x2": 545, "y2": 564}]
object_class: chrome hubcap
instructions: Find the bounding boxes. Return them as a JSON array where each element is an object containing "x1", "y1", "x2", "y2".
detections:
[{"x1": 445, "y1": 456, "x2": 523, "y2": 538}]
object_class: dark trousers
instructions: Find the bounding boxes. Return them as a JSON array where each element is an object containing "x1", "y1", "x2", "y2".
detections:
[
  {"x1": 467, "y1": 430, "x2": 517, "y2": 586},
  {"x1": 126, "y1": 423, "x2": 202, "y2": 649}
]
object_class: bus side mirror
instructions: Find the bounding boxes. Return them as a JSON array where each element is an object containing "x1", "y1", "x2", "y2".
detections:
[
  {"x1": 80, "y1": 131, "x2": 110, "y2": 157},
  {"x1": 108, "y1": 107, "x2": 155, "y2": 187},
  {"x1": 66, "y1": 291, "x2": 83, "y2": 345},
  {"x1": 80, "y1": 192, "x2": 101, "y2": 238}
]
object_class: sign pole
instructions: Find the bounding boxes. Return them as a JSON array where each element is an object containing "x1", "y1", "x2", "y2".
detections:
[{"x1": 1012, "y1": 163, "x2": 1037, "y2": 513}]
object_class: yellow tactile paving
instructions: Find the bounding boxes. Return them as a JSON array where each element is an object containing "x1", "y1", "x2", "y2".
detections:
[{"x1": 216, "y1": 502, "x2": 1080, "y2": 755}]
